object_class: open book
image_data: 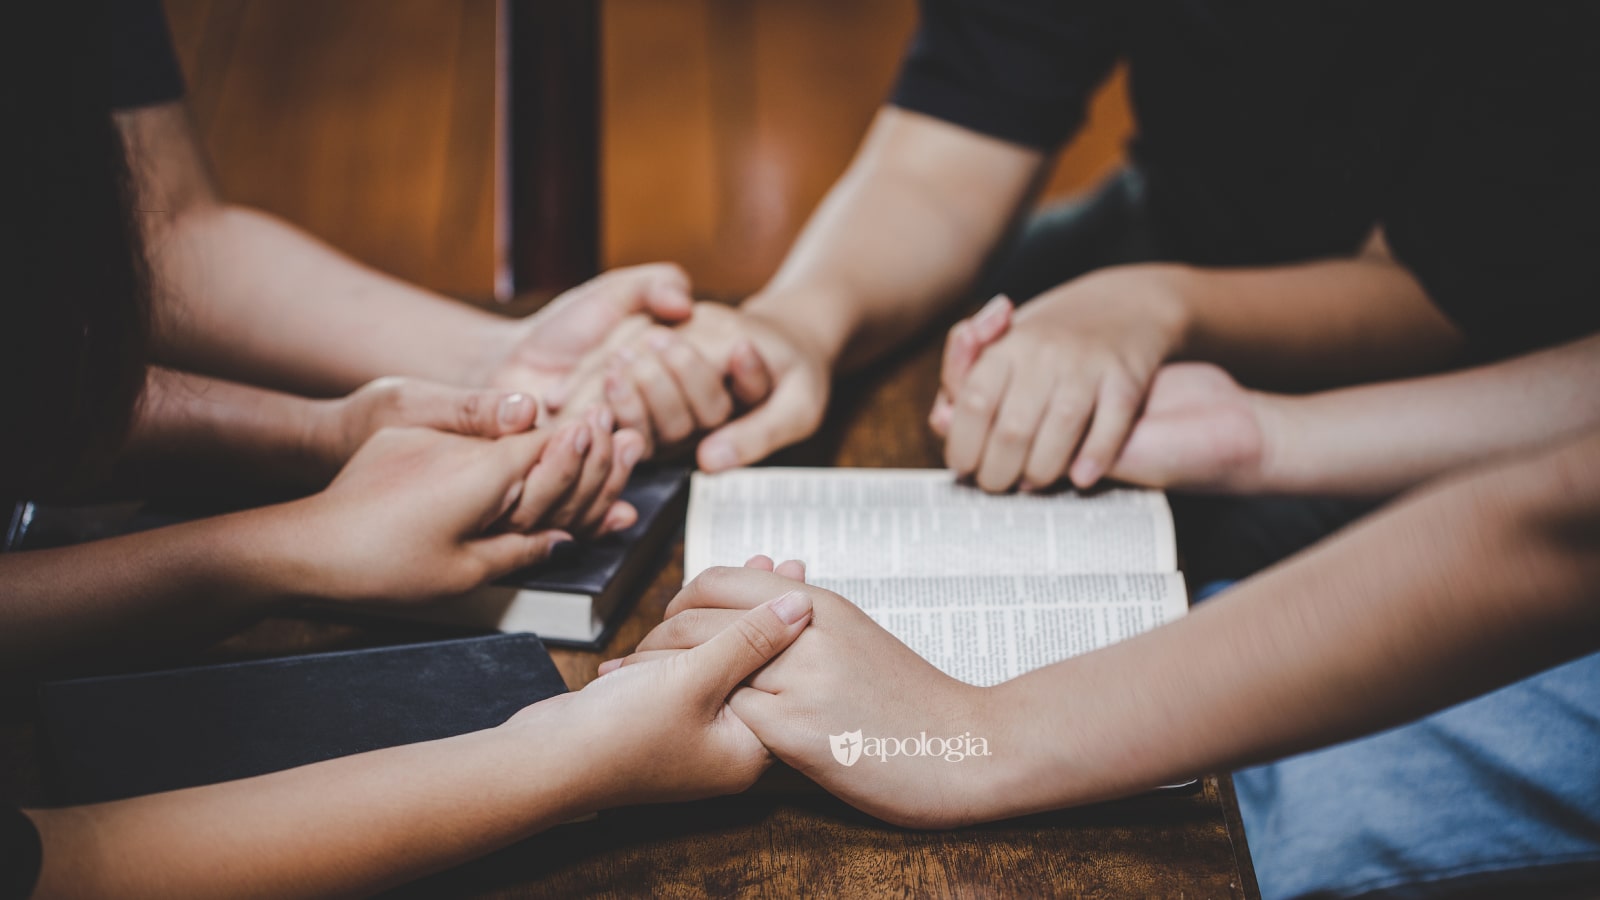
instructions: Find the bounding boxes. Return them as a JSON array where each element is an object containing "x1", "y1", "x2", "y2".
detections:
[{"x1": 685, "y1": 468, "x2": 1186, "y2": 687}]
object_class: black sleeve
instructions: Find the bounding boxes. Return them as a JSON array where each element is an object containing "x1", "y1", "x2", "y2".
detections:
[
  {"x1": 109, "y1": 0, "x2": 186, "y2": 110},
  {"x1": 1382, "y1": 7, "x2": 1600, "y2": 358},
  {"x1": 889, "y1": 0, "x2": 1123, "y2": 150},
  {"x1": 0, "y1": 807, "x2": 42, "y2": 900}
]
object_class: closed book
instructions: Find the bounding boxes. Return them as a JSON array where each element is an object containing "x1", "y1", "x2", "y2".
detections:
[{"x1": 37, "y1": 633, "x2": 567, "y2": 804}]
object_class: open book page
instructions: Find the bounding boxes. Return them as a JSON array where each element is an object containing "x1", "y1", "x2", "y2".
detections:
[
  {"x1": 813, "y1": 573, "x2": 1188, "y2": 687},
  {"x1": 684, "y1": 468, "x2": 1176, "y2": 582}
]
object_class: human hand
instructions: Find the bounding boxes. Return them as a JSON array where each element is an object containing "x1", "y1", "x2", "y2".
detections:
[
  {"x1": 612, "y1": 565, "x2": 998, "y2": 829},
  {"x1": 931, "y1": 265, "x2": 1191, "y2": 493},
  {"x1": 546, "y1": 302, "x2": 771, "y2": 459},
  {"x1": 483, "y1": 264, "x2": 694, "y2": 406},
  {"x1": 506, "y1": 574, "x2": 814, "y2": 810},
  {"x1": 290, "y1": 421, "x2": 638, "y2": 602},
  {"x1": 554, "y1": 302, "x2": 823, "y2": 471},
  {"x1": 306, "y1": 376, "x2": 539, "y2": 480},
  {"x1": 1107, "y1": 362, "x2": 1277, "y2": 493}
]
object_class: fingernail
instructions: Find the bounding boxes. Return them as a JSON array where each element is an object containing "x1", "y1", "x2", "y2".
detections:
[
  {"x1": 616, "y1": 346, "x2": 638, "y2": 364},
  {"x1": 597, "y1": 658, "x2": 621, "y2": 676},
  {"x1": 498, "y1": 393, "x2": 532, "y2": 430},
  {"x1": 605, "y1": 372, "x2": 624, "y2": 400},
  {"x1": 549, "y1": 539, "x2": 579, "y2": 562},
  {"x1": 649, "y1": 330, "x2": 674, "y2": 353},
  {"x1": 573, "y1": 424, "x2": 591, "y2": 454},
  {"x1": 973, "y1": 296, "x2": 1011, "y2": 338},
  {"x1": 595, "y1": 405, "x2": 614, "y2": 431},
  {"x1": 700, "y1": 438, "x2": 736, "y2": 471},
  {"x1": 619, "y1": 438, "x2": 643, "y2": 469},
  {"x1": 770, "y1": 590, "x2": 813, "y2": 625},
  {"x1": 1072, "y1": 459, "x2": 1102, "y2": 488}
]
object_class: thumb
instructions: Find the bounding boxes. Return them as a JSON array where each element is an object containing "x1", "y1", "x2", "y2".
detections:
[
  {"x1": 410, "y1": 384, "x2": 538, "y2": 437},
  {"x1": 644, "y1": 278, "x2": 693, "y2": 323},
  {"x1": 940, "y1": 294, "x2": 1012, "y2": 399},
  {"x1": 696, "y1": 376, "x2": 819, "y2": 472},
  {"x1": 1105, "y1": 418, "x2": 1185, "y2": 488},
  {"x1": 613, "y1": 263, "x2": 692, "y2": 322},
  {"x1": 472, "y1": 528, "x2": 574, "y2": 577},
  {"x1": 684, "y1": 589, "x2": 813, "y2": 698}
]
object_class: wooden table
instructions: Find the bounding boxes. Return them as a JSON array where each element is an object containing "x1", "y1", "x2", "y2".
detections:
[{"x1": 0, "y1": 336, "x2": 1259, "y2": 899}]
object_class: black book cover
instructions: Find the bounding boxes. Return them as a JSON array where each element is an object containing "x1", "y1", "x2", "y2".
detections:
[{"x1": 37, "y1": 633, "x2": 567, "y2": 805}]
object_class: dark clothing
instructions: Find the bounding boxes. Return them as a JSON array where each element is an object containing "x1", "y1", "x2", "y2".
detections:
[
  {"x1": 110, "y1": 0, "x2": 185, "y2": 109},
  {"x1": 0, "y1": 807, "x2": 40, "y2": 900},
  {"x1": 893, "y1": 1, "x2": 1600, "y2": 358}
]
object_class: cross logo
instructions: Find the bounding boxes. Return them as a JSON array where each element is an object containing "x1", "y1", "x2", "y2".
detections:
[{"x1": 829, "y1": 729, "x2": 864, "y2": 767}]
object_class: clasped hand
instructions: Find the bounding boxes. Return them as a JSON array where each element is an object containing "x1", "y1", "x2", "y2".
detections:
[
  {"x1": 600, "y1": 559, "x2": 1000, "y2": 829},
  {"x1": 933, "y1": 267, "x2": 1279, "y2": 494}
]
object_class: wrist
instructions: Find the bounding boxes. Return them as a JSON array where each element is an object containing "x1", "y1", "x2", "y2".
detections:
[
  {"x1": 1110, "y1": 263, "x2": 1197, "y2": 359},
  {"x1": 235, "y1": 497, "x2": 358, "y2": 602},
  {"x1": 444, "y1": 309, "x2": 524, "y2": 388},
  {"x1": 742, "y1": 287, "x2": 853, "y2": 372},
  {"x1": 296, "y1": 397, "x2": 354, "y2": 483},
  {"x1": 1250, "y1": 391, "x2": 1306, "y2": 494},
  {"x1": 494, "y1": 697, "x2": 615, "y2": 817},
  {"x1": 978, "y1": 669, "x2": 1122, "y2": 817},
  {"x1": 178, "y1": 505, "x2": 315, "y2": 613}
]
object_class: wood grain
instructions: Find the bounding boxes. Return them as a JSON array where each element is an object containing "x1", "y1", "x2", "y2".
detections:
[{"x1": 163, "y1": 0, "x2": 1132, "y2": 302}]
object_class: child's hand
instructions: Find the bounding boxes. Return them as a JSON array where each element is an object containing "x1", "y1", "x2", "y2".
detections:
[
  {"x1": 612, "y1": 566, "x2": 999, "y2": 829},
  {"x1": 932, "y1": 265, "x2": 1191, "y2": 493},
  {"x1": 290, "y1": 423, "x2": 638, "y2": 603},
  {"x1": 1108, "y1": 363, "x2": 1275, "y2": 493},
  {"x1": 508, "y1": 574, "x2": 814, "y2": 810}
]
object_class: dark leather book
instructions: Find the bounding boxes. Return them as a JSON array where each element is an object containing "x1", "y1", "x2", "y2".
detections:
[
  {"x1": 37, "y1": 634, "x2": 567, "y2": 805},
  {"x1": 332, "y1": 465, "x2": 690, "y2": 648}
]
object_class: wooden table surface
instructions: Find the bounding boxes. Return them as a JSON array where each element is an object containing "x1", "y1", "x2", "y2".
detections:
[{"x1": 0, "y1": 334, "x2": 1259, "y2": 899}]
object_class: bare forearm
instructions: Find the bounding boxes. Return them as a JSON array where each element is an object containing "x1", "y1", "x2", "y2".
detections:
[
  {"x1": 26, "y1": 711, "x2": 593, "y2": 899},
  {"x1": 1262, "y1": 333, "x2": 1600, "y2": 496},
  {"x1": 991, "y1": 431, "x2": 1600, "y2": 814},
  {"x1": 1172, "y1": 254, "x2": 1465, "y2": 389},
  {"x1": 0, "y1": 507, "x2": 308, "y2": 672},
  {"x1": 151, "y1": 204, "x2": 508, "y2": 395},
  {"x1": 123, "y1": 368, "x2": 336, "y2": 492},
  {"x1": 744, "y1": 108, "x2": 1044, "y2": 371},
  {"x1": 118, "y1": 103, "x2": 511, "y2": 396}
]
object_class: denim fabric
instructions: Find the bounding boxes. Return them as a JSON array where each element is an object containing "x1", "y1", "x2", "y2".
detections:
[{"x1": 1234, "y1": 651, "x2": 1600, "y2": 899}]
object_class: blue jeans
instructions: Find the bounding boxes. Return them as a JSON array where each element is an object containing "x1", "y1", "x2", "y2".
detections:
[{"x1": 1234, "y1": 649, "x2": 1600, "y2": 899}]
